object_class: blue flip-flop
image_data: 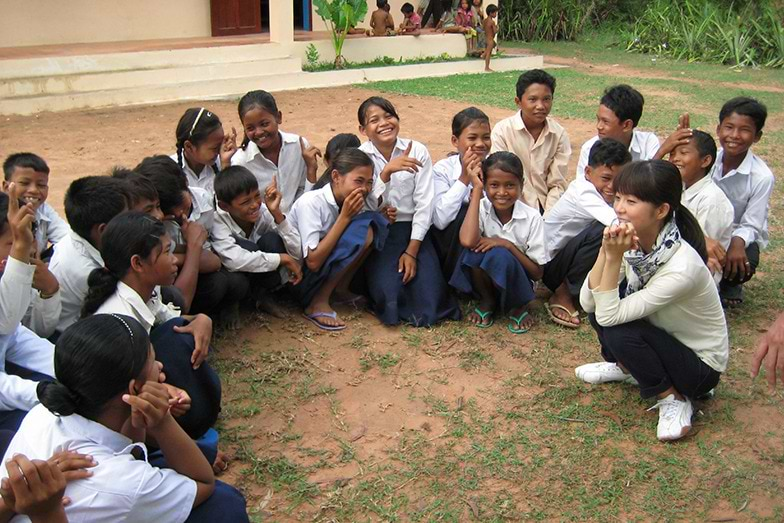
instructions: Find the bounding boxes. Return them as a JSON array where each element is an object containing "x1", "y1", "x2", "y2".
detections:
[
  {"x1": 472, "y1": 308, "x2": 494, "y2": 328},
  {"x1": 507, "y1": 311, "x2": 531, "y2": 334},
  {"x1": 303, "y1": 312, "x2": 347, "y2": 332}
]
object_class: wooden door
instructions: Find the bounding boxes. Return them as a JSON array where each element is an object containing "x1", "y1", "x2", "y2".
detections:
[{"x1": 210, "y1": 0, "x2": 262, "y2": 36}]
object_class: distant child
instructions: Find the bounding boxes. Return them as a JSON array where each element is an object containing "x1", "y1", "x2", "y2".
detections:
[
  {"x1": 49, "y1": 176, "x2": 132, "y2": 335},
  {"x1": 709, "y1": 97, "x2": 774, "y2": 307},
  {"x1": 3, "y1": 153, "x2": 70, "y2": 258},
  {"x1": 212, "y1": 166, "x2": 303, "y2": 317},
  {"x1": 358, "y1": 96, "x2": 461, "y2": 326},
  {"x1": 289, "y1": 149, "x2": 389, "y2": 331},
  {"x1": 399, "y1": 3, "x2": 422, "y2": 35},
  {"x1": 3, "y1": 314, "x2": 249, "y2": 522},
  {"x1": 542, "y1": 139, "x2": 630, "y2": 328},
  {"x1": 230, "y1": 90, "x2": 321, "y2": 213},
  {"x1": 481, "y1": 4, "x2": 498, "y2": 71},
  {"x1": 575, "y1": 84, "x2": 660, "y2": 181},
  {"x1": 370, "y1": 0, "x2": 396, "y2": 36},
  {"x1": 491, "y1": 69, "x2": 571, "y2": 212},
  {"x1": 81, "y1": 212, "x2": 221, "y2": 440},
  {"x1": 450, "y1": 152, "x2": 547, "y2": 333},
  {"x1": 173, "y1": 107, "x2": 237, "y2": 196},
  {"x1": 472, "y1": 0, "x2": 484, "y2": 22},
  {"x1": 313, "y1": 133, "x2": 362, "y2": 190},
  {"x1": 658, "y1": 123, "x2": 734, "y2": 279},
  {"x1": 432, "y1": 107, "x2": 492, "y2": 278}
]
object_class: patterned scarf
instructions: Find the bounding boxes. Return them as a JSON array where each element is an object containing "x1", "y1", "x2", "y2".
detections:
[{"x1": 623, "y1": 218, "x2": 681, "y2": 295}]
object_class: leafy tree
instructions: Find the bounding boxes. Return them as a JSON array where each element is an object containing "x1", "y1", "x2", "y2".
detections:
[{"x1": 313, "y1": 0, "x2": 368, "y2": 69}]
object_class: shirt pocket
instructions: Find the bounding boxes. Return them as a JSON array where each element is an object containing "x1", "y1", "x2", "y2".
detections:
[{"x1": 389, "y1": 170, "x2": 416, "y2": 206}]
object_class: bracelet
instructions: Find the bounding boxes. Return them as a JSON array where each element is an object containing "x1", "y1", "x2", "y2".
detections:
[
  {"x1": 403, "y1": 251, "x2": 418, "y2": 261},
  {"x1": 39, "y1": 289, "x2": 57, "y2": 299}
]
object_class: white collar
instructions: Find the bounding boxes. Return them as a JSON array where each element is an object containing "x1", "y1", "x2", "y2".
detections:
[
  {"x1": 683, "y1": 175, "x2": 712, "y2": 202},
  {"x1": 629, "y1": 130, "x2": 646, "y2": 154},
  {"x1": 487, "y1": 199, "x2": 530, "y2": 224},
  {"x1": 365, "y1": 137, "x2": 409, "y2": 161},
  {"x1": 322, "y1": 183, "x2": 338, "y2": 210},
  {"x1": 58, "y1": 412, "x2": 146, "y2": 457},
  {"x1": 115, "y1": 281, "x2": 156, "y2": 331},
  {"x1": 245, "y1": 131, "x2": 299, "y2": 161},
  {"x1": 70, "y1": 231, "x2": 103, "y2": 266}
]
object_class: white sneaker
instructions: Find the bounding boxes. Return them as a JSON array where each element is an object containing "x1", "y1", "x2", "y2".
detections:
[
  {"x1": 574, "y1": 362, "x2": 632, "y2": 384},
  {"x1": 648, "y1": 394, "x2": 693, "y2": 441}
]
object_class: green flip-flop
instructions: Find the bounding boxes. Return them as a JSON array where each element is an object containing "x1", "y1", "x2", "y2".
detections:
[
  {"x1": 472, "y1": 308, "x2": 494, "y2": 328},
  {"x1": 507, "y1": 311, "x2": 531, "y2": 334}
]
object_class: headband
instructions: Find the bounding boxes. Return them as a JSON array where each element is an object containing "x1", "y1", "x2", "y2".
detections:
[{"x1": 110, "y1": 314, "x2": 134, "y2": 340}]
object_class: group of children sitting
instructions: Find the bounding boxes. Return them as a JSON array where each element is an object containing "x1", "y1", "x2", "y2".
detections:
[
  {"x1": 0, "y1": 67, "x2": 774, "y2": 519},
  {"x1": 369, "y1": 0, "x2": 499, "y2": 70}
]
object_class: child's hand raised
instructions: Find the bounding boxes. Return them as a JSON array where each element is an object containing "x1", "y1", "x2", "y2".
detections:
[
  {"x1": 31, "y1": 258, "x2": 59, "y2": 297},
  {"x1": 677, "y1": 113, "x2": 690, "y2": 130},
  {"x1": 280, "y1": 253, "x2": 303, "y2": 285},
  {"x1": 220, "y1": 127, "x2": 238, "y2": 167},
  {"x1": 381, "y1": 142, "x2": 422, "y2": 183},
  {"x1": 300, "y1": 138, "x2": 322, "y2": 183},
  {"x1": 658, "y1": 128, "x2": 693, "y2": 158},
  {"x1": 265, "y1": 177, "x2": 283, "y2": 216},
  {"x1": 466, "y1": 156, "x2": 483, "y2": 190},
  {"x1": 7, "y1": 183, "x2": 36, "y2": 262},
  {"x1": 339, "y1": 188, "x2": 366, "y2": 221},
  {"x1": 123, "y1": 379, "x2": 171, "y2": 431},
  {"x1": 459, "y1": 148, "x2": 480, "y2": 186}
]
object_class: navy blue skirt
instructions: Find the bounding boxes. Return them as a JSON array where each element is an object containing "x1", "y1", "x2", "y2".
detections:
[
  {"x1": 292, "y1": 211, "x2": 389, "y2": 307},
  {"x1": 449, "y1": 246, "x2": 535, "y2": 313},
  {"x1": 366, "y1": 221, "x2": 462, "y2": 327}
]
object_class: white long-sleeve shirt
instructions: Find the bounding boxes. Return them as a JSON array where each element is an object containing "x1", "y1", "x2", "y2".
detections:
[
  {"x1": 230, "y1": 131, "x2": 313, "y2": 213},
  {"x1": 211, "y1": 204, "x2": 302, "y2": 276},
  {"x1": 0, "y1": 325, "x2": 55, "y2": 411},
  {"x1": 575, "y1": 131, "x2": 660, "y2": 182},
  {"x1": 580, "y1": 241, "x2": 728, "y2": 373},
  {"x1": 360, "y1": 138, "x2": 434, "y2": 242},
  {"x1": 710, "y1": 148, "x2": 774, "y2": 249},
  {"x1": 0, "y1": 256, "x2": 61, "y2": 339},
  {"x1": 49, "y1": 231, "x2": 104, "y2": 333},
  {"x1": 543, "y1": 179, "x2": 616, "y2": 259},
  {"x1": 681, "y1": 175, "x2": 734, "y2": 250},
  {"x1": 432, "y1": 154, "x2": 471, "y2": 230},
  {"x1": 34, "y1": 202, "x2": 70, "y2": 255}
]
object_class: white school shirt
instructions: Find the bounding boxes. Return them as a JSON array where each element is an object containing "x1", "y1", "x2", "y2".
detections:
[
  {"x1": 360, "y1": 138, "x2": 435, "y2": 242},
  {"x1": 543, "y1": 179, "x2": 617, "y2": 259},
  {"x1": 681, "y1": 175, "x2": 734, "y2": 250},
  {"x1": 230, "y1": 131, "x2": 313, "y2": 213},
  {"x1": 479, "y1": 198, "x2": 549, "y2": 265},
  {"x1": 580, "y1": 241, "x2": 728, "y2": 373},
  {"x1": 432, "y1": 154, "x2": 471, "y2": 230},
  {"x1": 288, "y1": 183, "x2": 340, "y2": 258},
  {"x1": 211, "y1": 204, "x2": 302, "y2": 275},
  {"x1": 0, "y1": 325, "x2": 54, "y2": 412},
  {"x1": 34, "y1": 202, "x2": 70, "y2": 255},
  {"x1": 1, "y1": 404, "x2": 197, "y2": 523},
  {"x1": 575, "y1": 131, "x2": 660, "y2": 181},
  {"x1": 49, "y1": 231, "x2": 104, "y2": 333},
  {"x1": 171, "y1": 152, "x2": 221, "y2": 196},
  {"x1": 710, "y1": 148, "x2": 774, "y2": 249},
  {"x1": 94, "y1": 282, "x2": 180, "y2": 334},
  {"x1": 0, "y1": 256, "x2": 61, "y2": 339},
  {"x1": 166, "y1": 186, "x2": 216, "y2": 252}
]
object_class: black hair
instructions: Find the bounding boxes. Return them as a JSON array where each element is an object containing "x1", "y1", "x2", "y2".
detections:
[
  {"x1": 64, "y1": 176, "x2": 132, "y2": 243},
  {"x1": 313, "y1": 133, "x2": 362, "y2": 190},
  {"x1": 3, "y1": 152, "x2": 50, "y2": 181},
  {"x1": 515, "y1": 69, "x2": 556, "y2": 99},
  {"x1": 214, "y1": 165, "x2": 259, "y2": 204},
  {"x1": 175, "y1": 107, "x2": 223, "y2": 175},
  {"x1": 377, "y1": 0, "x2": 388, "y2": 7},
  {"x1": 37, "y1": 314, "x2": 150, "y2": 420},
  {"x1": 486, "y1": 4, "x2": 498, "y2": 14},
  {"x1": 134, "y1": 156, "x2": 188, "y2": 215},
  {"x1": 0, "y1": 192, "x2": 8, "y2": 235},
  {"x1": 237, "y1": 90, "x2": 280, "y2": 150},
  {"x1": 613, "y1": 160, "x2": 707, "y2": 262},
  {"x1": 482, "y1": 151, "x2": 524, "y2": 183},
  {"x1": 111, "y1": 167, "x2": 159, "y2": 206},
  {"x1": 440, "y1": 0, "x2": 452, "y2": 9},
  {"x1": 81, "y1": 211, "x2": 167, "y2": 318},
  {"x1": 719, "y1": 96, "x2": 767, "y2": 133},
  {"x1": 324, "y1": 148, "x2": 374, "y2": 191},
  {"x1": 357, "y1": 96, "x2": 399, "y2": 126},
  {"x1": 401, "y1": 2, "x2": 414, "y2": 13},
  {"x1": 690, "y1": 130, "x2": 718, "y2": 173},
  {"x1": 588, "y1": 138, "x2": 632, "y2": 168},
  {"x1": 451, "y1": 107, "x2": 490, "y2": 137},
  {"x1": 600, "y1": 85, "x2": 645, "y2": 127}
]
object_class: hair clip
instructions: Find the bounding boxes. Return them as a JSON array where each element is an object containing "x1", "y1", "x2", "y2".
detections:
[
  {"x1": 189, "y1": 108, "x2": 206, "y2": 138},
  {"x1": 110, "y1": 314, "x2": 134, "y2": 340}
]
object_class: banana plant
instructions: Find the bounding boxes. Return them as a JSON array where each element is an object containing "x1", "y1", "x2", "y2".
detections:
[{"x1": 312, "y1": 0, "x2": 368, "y2": 69}]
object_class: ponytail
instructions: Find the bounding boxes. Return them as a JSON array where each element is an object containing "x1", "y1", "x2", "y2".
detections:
[
  {"x1": 674, "y1": 207, "x2": 707, "y2": 262},
  {"x1": 81, "y1": 267, "x2": 120, "y2": 318},
  {"x1": 37, "y1": 380, "x2": 80, "y2": 417}
]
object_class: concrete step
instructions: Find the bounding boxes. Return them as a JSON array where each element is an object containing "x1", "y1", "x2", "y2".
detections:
[{"x1": 0, "y1": 56, "x2": 302, "y2": 98}]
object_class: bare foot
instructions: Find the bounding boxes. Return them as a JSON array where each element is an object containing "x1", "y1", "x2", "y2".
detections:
[
  {"x1": 485, "y1": 67, "x2": 494, "y2": 72},
  {"x1": 256, "y1": 292, "x2": 286, "y2": 319},
  {"x1": 213, "y1": 450, "x2": 230, "y2": 475},
  {"x1": 218, "y1": 302, "x2": 241, "y2": 331},
  {"x1": 333, "y1": 290, "x2": 368, "y2": 308}
]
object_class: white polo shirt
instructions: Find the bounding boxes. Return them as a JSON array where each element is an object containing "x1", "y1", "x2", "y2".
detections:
[
  {"x1": 94, "y1": 282, "x2": 180, "y2": 334},
  {"x1": 543, "y1": 179, "x2": 617, "y2": 259},
  {"x1": 479, "y1": 198, "x2": 549, "y2": 265},
  {"x1": 710, "y1": 148, "x2": 774, "y2": 249},
  {"x1": 575, "y1": 131, "x2": 660, "y2": 182},
  {"x1": 171, "y1": 153, "x2": 221, "y2": 196},
  {"x1": 230, "y1": 131, "x2": 313, "y2": 213},
  {"x1": 34, "y1": 202, "x2": 70, "y2": 255},
  {"x1": 681, "y1": 175, "x2": 734, "y2": 250},
  {"x1": 432, "y1": 154, "x2": 471, "y2": 230},
  {"x1": 211, "y1": 204, "x2": 302, "y2": 276},
  {"x1": 1, "y1": 404, "x2": 197, "y2": 523},
  {"x1": 360, "y1": 138, "x2": 435, "y2": 242},
  {"x1": 288, "y1": 183, "x2": 340, "y2": 258},
  {"x1": 49, "y1": 231, "x2": 104, "y2": 333}
]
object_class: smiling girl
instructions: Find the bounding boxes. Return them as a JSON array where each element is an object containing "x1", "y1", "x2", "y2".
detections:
[
  {"x1": 577, "y1": 160, "x2": 728, "y2": 442},
  {"x1": 358, "y1": 96, "x2": 460, "y2": 327},
  {"x1": 230, "y1": 90, "x2": 321, "y2": 213}
]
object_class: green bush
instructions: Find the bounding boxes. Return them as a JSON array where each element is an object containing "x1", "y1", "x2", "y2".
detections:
[
  {"x1": 623, "y1": 0, "x2": 784, "y2": 68},
  {"x1": 498, "y1": 0, "x2": 600, "y2": 41}
]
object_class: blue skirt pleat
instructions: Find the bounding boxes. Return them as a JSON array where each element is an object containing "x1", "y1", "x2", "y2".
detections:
[
  {"x1": 366, "y1": 221, "x2": 462, "y2": 327},
  {"x1": 449, "y1": 246, "x2": 535, "y2": 313},
  {"x1": 293, "y1": 211, "x2": 389, "y2": 307}
]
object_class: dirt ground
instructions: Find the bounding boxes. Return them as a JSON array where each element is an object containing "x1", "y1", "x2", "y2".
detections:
[{"x1": 1, "y1": 83, "x2": 781, "y2": 521}]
